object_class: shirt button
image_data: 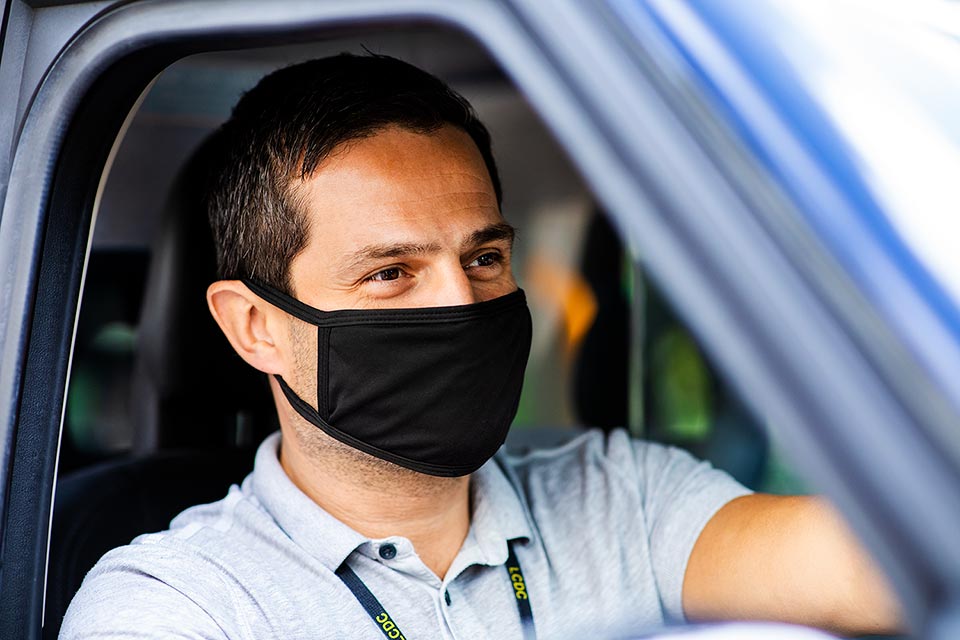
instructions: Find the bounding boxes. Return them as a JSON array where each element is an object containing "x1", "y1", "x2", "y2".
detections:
[{"x1": 379, "y1": 544, "x2": 397, "y2": 560}]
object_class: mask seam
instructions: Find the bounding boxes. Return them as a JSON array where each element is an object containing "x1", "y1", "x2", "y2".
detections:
[
  {"x1": 309, "y1": 306, "x2": 520, "y2": 327},
  {"x1": 319, "y1": 326, "x2": 330, "y2": 419}
]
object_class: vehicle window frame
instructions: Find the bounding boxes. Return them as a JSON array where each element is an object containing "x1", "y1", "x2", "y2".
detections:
[{"x1": 0, "y1": 0, "x2": 955, "y2": 636}]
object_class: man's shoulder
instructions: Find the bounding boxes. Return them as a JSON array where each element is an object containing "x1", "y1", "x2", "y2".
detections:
[
  {"x1": 496, "y1": 426, "x2": 750, "y2": 624},
  {"x1": 495, "y1": 425, "x2": 749, "y2": 533},
  {"x1": 60, "y1": 481, "x2": 322, "y2": 638},
  {"x1": 81, "y1": 483, "x2": 273, "y2": 586}
]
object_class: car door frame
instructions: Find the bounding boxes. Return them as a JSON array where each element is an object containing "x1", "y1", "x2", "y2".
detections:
[{"x1": 0, "y1": 0, "x2": 957, "y2": 637}]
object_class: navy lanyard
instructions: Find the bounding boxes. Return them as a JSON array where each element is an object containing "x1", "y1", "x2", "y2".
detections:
[{"x1": 335, "y1": 539, "x2": 536, "y2": 639}]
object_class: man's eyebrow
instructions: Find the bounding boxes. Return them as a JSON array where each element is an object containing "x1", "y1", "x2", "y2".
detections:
[
  {"x1": 338, "y1": 223, "x2": 516, "y2": 279},
  {"x1": 340, "y1": 241, "x2": 443, "y2": 276},
  {"x1": 464, "y1": 222, "x2": 516, "y2": 250}
]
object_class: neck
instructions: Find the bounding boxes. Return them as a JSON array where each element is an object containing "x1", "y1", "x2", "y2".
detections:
[{"x1": 280, "y1": 430, "x2": 471, "y2": 579}]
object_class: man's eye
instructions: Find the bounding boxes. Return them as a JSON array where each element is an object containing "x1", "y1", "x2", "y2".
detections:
[
  {"x1": 469, "y1": 252, "x2": 502, "y2": 268},
  {"x1": 369, "y1": 268, "x2": 402, "y2": 282}
]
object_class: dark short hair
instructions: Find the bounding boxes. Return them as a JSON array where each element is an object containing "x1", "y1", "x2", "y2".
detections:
[{"x1": 205, "y1": 52, "x2": 502, "y2": 294}]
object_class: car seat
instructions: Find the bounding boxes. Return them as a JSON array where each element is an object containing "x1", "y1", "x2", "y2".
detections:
[{"x1": 44, "y1": 131, "x2": 277, "y2": 639}]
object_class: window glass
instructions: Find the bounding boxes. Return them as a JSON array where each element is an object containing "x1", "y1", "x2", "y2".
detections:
[{"x1": 771, "y1": 0, "x2": 960, "y2": 327}]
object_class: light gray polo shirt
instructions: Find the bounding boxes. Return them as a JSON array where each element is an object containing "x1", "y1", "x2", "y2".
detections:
[{"x1": 60, "y1": 428, "x2": 750, "y2": 639}]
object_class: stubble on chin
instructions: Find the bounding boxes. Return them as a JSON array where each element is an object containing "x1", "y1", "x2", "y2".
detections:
[{"x1": 283, "y1": 316, "x2": 462, "y2": 497}]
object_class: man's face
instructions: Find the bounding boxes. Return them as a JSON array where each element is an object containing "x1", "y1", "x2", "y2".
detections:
[{"x1": 288, "y1": 124, "x2": 517, "y2": 311}]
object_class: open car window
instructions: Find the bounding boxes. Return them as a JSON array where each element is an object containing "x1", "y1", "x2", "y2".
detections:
[{"x1": 1, "y1": 2, "x2": 956, "y2": 638}]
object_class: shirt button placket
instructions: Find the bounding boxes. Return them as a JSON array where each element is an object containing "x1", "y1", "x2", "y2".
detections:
[{"x1": 438, "y1": 585, "x2": 461, "y2": 640}]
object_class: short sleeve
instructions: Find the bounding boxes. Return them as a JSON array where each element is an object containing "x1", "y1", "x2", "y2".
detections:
[{"x1": 633, "y1": 435, "x2": 752, "y2": 621}]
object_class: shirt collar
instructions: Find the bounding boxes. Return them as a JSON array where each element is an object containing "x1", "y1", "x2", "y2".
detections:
[
  {"x1": 458, "y1": 450, "x2": 534, "y2": 567},
  {"x1": 250, "y1": 431, "x2": 366, "y2": 570},
  {"x1": 250, "y1": 433, "x2": 534, "y2": 571}
]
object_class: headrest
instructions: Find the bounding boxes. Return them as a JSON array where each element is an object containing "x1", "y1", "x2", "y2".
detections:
[{"x1": 130, "y1": 132, "x2": 275, "y2": 452}]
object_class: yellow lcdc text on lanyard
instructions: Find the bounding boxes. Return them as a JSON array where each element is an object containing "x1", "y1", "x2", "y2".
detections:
[
  {"x1": 508, "y1": 566, "x2": 528, "y2": 600},
  {"x1": 374, "y1": 612, "x2": 406, "y2": 639}
]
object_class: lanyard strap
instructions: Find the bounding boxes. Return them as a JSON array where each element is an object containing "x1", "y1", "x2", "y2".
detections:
[
  {"x1": 505, "y1": 541, "x2": 536, "y2": 640},
  {"x1": 335, "y1": 563, "x2": 409, "y2": 640},
  {"x1": 336, "y1": 540, "x2": 536, "y2": 639}
]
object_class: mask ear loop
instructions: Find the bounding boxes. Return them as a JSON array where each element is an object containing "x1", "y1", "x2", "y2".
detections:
[{"x1": 241, "y1": 277, "x2": 323, "y2": 324}]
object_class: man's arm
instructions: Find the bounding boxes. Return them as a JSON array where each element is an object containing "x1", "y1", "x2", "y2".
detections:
[{"x1": 683, "y1": 493, "x2": 905, "y2": 636}]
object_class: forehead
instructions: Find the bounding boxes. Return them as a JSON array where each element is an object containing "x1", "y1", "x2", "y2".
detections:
[{"x1": 293, "y1": 124, "x2": 503, "y2": 257}]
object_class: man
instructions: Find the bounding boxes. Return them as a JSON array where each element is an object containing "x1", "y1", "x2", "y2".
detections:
[{"x1": 62, "y1": 53, "x2": 903, "y2": 639}]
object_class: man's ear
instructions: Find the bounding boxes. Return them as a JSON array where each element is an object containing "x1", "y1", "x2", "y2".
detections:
[{"x1": 207, "y1": 280, "x2": 286, "y2": 375}]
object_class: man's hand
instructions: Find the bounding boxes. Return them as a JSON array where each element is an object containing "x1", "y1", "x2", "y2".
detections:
[{"x1": 682, "y1": 494, "x2": 905, "y2": 636}]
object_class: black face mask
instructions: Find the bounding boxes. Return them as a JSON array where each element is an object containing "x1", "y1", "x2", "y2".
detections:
[{"x1": 243, "y1": 279, "x2": 533, "y2": 477}]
